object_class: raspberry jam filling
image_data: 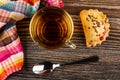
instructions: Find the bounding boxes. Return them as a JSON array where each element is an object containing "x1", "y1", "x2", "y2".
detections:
[{"x1": 100, "y1": 27, "x2": 106, "y2": 41}]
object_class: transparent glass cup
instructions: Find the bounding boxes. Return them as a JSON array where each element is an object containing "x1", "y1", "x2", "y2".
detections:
[{"x1": 29, "y1": 7, "x2": 76, "y2": 50}]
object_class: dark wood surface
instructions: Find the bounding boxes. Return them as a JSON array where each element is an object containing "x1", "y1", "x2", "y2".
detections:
[{"x1": 7, "y1": 0, "x2": 120, "y2": 80}]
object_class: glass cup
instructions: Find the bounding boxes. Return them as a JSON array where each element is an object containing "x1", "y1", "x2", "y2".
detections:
[{"x1": 29, "y1": 7, "x2": 76, "y2": 50}]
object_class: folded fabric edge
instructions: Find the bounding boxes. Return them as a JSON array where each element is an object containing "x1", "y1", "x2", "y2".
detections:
[
  {"x1": 0, "y1": 52, "x2": 24, "y2": 80},
  {"x1": 0, "y1": 0, "x2": 40, "y2": 17},
  {"x1": 0, "y1": 22, "x2": 6, "y2": 29},
  {"x1": 0, "y1": 37, "x2": 23, "y2": 61}
]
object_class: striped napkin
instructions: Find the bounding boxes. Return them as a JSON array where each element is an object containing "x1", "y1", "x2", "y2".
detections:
[{"x1": 0, "y1": 0, "x2": 64, "y2": 80}]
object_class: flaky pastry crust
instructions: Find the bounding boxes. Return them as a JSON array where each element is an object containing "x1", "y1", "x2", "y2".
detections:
[{"x1": 80, "y1": 9, "x2": 110, "y2": 47}]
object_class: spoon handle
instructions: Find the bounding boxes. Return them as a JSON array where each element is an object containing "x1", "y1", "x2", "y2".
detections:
[{"x1": 61, "y1": 55, "x2": 99, "y2": 66}]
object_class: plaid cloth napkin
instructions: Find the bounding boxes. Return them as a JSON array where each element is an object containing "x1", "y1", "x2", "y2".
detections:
[{"x1": 0, "y1": 0, "x2": 64, "y2": 80}]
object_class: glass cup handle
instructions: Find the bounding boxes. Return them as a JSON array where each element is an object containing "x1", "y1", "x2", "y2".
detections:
[{"x1": 65, "y1": 40, "x2": 76, "y2": 49}]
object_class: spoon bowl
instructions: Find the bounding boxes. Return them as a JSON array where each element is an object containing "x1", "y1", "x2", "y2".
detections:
[{"x1": 33, "y1": 61, "x2": 60, "y2": 75}]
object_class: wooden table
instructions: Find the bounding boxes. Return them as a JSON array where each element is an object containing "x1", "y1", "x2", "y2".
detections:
[{"x1": 7, "y1": 0, "x2": 120, "y2": 80}]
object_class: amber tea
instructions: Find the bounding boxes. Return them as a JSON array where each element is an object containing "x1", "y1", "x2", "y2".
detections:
[{"x1": 30, "y1": 7, "x2": 76, "y2": 50}]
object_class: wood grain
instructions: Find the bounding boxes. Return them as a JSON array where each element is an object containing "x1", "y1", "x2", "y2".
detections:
[{"x1": 7, "y1": 0, "x2": 120, "y2": 80}]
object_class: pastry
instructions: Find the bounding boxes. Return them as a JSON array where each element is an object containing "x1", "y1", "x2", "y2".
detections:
[{"x1": 80, "y1": 9, "x2": 110, "y2": 47}]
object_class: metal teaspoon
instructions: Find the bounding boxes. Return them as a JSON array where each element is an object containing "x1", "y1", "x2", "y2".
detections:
[{"x1": 32, "y1": 55, "x2": 99, "y2": 75}]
